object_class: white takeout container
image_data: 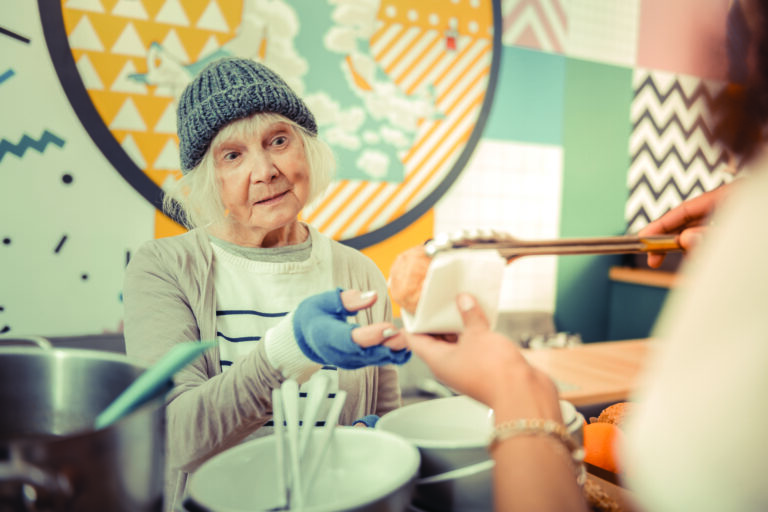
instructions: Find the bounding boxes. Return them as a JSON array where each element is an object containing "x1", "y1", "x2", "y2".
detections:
[{"x1": 402, "y1": 250, "x2": 506, "y2": 333}]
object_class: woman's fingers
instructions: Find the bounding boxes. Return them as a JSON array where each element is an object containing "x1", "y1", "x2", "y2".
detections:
[
  {"x1": 406, "y1": 332, "x2": 456, "y2": 365},
  {"x1": 456, "y1": 293, "x2": 490, "y2": 331},
  {"x1": 350, "y1": 323, "x2": 408, "y2": 350},
  {"x1": 679, "y1": 226, "x2": 706, "y2": 251},
  {"x1": 339, "y1": 289, "x2": 378, "y2": 312},
  {"x1": 647, "y1": 253, "x2": 664, "y2": 269}
]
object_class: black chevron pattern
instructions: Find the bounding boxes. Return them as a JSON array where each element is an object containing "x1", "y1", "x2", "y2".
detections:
[{"x1": 626, "y1": 70, "x2": 733, "y2": 234}]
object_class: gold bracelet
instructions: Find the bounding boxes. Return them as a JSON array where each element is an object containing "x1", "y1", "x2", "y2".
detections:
[{"x1": 489, "y1": 418, "x2": 586, "y2": 485}]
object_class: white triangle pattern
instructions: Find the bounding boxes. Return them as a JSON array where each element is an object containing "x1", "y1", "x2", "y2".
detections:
[
  {"x1": 197, "y1": 0, "x2": 229, "y2": 33},
  {"x1": 111, "y1": 0, "x2": 149, "y2": 19},
  {"x1": 111, "y1": 60, "x2": 149, "y2": 94},
  {"x1": 154, "y1": 138, "x2": 181, "y2": 169},
  {"x1": 69, "y1": 15, "x2": 105, "y2": 51},
  {"x1": 160, "y1": 29, "x2": 191, "y2": 63},
  {"x1": 198, "y1": 34, "x2": 222, "y2": 60},
  {"x1": 111, "y1": 22, "x2": 147, "y2": 57},
  {"x1": 155, "y1": 0, "x2": 190, "y2": 27},
  {"x1": 65, "y1": 0, "x2": 105, "y2": 14},
  {"x1": 75, "y1": 54, "x2": 104, "y2": 90},
  {"x1": 120, "y1": 134, "x2": 147, "y2": 168},
  {"x1": 154, "y1": 102, "x2": 178, "y2": 134},
  {"x1": 110, "y1": 97, "x2": 148, "y2": 131}
]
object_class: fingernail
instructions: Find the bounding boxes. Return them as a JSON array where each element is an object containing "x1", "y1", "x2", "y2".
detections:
[
  {"x1": 382, "y1": 327, "x2": 400, "y2": 339},
  {"x1": 360, "y1": 290, "x2": 377, "y2": 301},
  {"x1": 457, "y1": 293, "x2": 475, "y2": 312}
]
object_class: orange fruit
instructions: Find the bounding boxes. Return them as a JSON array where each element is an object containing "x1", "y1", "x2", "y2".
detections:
[{"x1": 582, "y1": 422, "x2": 623, "y2": 473}]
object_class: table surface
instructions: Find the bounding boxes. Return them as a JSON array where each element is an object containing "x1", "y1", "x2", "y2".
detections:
[{"x1": 522, "y1": 339, "x2": 651, "y2": 407}]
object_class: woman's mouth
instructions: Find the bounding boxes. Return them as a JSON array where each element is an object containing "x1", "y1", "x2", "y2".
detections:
[{"x1": 254, "y1": 190, "x2": 289, "y2": 205}]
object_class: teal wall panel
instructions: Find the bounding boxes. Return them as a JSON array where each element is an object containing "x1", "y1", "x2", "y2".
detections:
[
  {"x1": 608, "y1": 281, "x2": 670, "y2": 340},
  {"x1": 555, "y1": 58, "x2": 634, "y2": 342},
  {"x1": 483, "y1": 46, "x2": 565, "y2": 145}
]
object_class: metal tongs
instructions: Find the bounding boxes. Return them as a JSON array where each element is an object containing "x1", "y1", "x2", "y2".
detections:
[{"x1": 424, "y1": 229, "x2": 682, "y2": 260}]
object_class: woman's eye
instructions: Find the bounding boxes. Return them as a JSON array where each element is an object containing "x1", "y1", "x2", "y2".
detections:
[
  {"x1": 222, "y1": 151, "x2": 239, "y2": 161},
  {"x1": 271, "y1": 135, "x2": 288, "y2": 147}
]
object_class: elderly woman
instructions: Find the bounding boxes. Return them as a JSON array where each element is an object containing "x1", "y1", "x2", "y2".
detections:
[{"x1": 122, "y1": 57, "x2": 409, "y2": 511}]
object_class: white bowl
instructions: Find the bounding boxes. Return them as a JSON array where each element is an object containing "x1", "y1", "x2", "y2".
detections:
[
  {"x1": 185, "y1": 427, "x2": 420, "y2": 512},
  {"x1": 377, "y1": 395, "x2": 584, "y2": 511}
]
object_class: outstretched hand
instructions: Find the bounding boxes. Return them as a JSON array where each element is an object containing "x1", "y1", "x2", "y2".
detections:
[
  {"x1": 638, "y1": 185, "x2": 730, "y2": 268},
  {"x1": 339, "y1": 289, "x2": 408, "y2": 351},
  {"x1": 292, "y1": 288, "x2": 411, "y2": 369},
  {"x1": 405, "y1": 294, "x2": 561, "y2": 422}
]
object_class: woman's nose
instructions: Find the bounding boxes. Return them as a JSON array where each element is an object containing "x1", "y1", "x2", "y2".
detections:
[{"x1": 249, "y1": 152, "x2": 279, "y2": 183}]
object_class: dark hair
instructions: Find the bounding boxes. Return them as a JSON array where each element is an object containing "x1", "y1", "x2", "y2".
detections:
[{"x1": 713, "y1": 0, "x2": 768, "y2": 163}]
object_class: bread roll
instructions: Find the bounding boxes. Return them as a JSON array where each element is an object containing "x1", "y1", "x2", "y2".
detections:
[
  {"x1": 388, "y1": 245, "x2": 431, "y2": 314},
  {"x1": 592, "y1": 402, "x2": 633, "y2": 429}
]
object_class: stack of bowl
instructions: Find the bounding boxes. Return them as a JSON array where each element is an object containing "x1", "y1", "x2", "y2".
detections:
[
  {"x1": 184, "y1": 427, "x2": 420, "y2": 512},
  {"x1": 377, "y1": 395, "x2": 584, "y2": 511}
]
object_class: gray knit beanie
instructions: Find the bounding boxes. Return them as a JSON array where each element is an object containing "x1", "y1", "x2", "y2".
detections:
[{"x1": 176, "y1": 57, "x2": 317, "y2": 173}]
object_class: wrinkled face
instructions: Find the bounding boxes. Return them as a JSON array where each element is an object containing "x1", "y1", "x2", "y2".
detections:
[{"x1": 212, "y1": 118, "x2": 310, "y2": 242}]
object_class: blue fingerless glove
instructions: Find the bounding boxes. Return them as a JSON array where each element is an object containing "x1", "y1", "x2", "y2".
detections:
[
  {"x1": 352, "y1": 414, "x2": 380, "y2": 428},
  {"x1": 293, "y1": 288, "x2": 411, "y2": 369}
]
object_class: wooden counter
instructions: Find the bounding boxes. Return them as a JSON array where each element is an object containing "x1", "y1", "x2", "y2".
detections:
[
  {"x1": 522, "y1": 339, "x2": 651, "y2": 407},
  {"x1": 609, "y1": 266, "x2": 678, "y2": 288}
]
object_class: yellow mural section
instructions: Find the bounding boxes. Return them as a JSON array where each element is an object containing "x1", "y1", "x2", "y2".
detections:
[
  {"x1": 61, "y1": 0, "x2": 494, "y2": 286},
  {"x1": 62, "y1": 0, "x2": 244, "y2": 238}
]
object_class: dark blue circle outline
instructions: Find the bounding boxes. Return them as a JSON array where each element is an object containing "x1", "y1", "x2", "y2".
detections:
[{"x1": 38, "y1": 0, "x2": 501, "y2": 249}]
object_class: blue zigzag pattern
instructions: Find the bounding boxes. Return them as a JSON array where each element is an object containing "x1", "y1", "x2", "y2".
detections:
[
  {"x1": 0, "y1": 130, "x2": 65, "y2": 163},
  {"x1": 0, "y1": 69, "x2": 14, "y2": 85}
]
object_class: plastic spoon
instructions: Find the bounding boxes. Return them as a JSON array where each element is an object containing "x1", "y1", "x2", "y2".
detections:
[
  {"x1": 281, "y1": 379, "x2": 304, "y2": 511},
  {"x1": 270, "y1": 389, "x2": 288, "y2": 511},
  {"x1": 298, "y1": 372, "x2": 330, "y2": 458},
  {"x1": 303, "y1": 390, "x2": 347, "y2": 500},
  {"x1": 94, "y1": 341, "x2": 215, "y2": 430}
]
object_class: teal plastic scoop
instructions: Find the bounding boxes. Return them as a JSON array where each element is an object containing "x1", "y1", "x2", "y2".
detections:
[{"x1": 95, "y1": 341, "x2": 216, "y2": 429}]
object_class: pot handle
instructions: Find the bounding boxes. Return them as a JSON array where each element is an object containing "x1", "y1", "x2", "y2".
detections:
[
  {"x1": 416, "y1": 459, "x2": 495, "y2": 486},
  {"x1": 0, "y1": 446, "x2": 73, "y2": 509},
  {"x1": 0, "y1": 336, "x2": 52, "y2": 350}
]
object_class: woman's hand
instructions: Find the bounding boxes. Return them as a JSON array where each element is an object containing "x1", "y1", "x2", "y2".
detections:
[
  {"x1": 638, "y1": 185, "x2": 730, "y2": 268},
  {"x1": 340, "y1": 289, "x2": 408, "y2": 352},
  {"x1": 291, "y1": 288, "x2": 411, "y2": 369},
  {"x1": 405, "y1": 293, "x2": 561, "y2": 423}
]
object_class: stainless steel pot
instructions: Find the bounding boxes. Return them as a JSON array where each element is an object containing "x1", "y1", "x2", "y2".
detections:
[{"x1": 0, "y1": 339, "x2": 168, "y2": 512}]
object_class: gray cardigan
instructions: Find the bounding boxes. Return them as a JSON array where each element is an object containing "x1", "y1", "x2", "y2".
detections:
[{"x1": 123, "y1": 226, "x2": 401, "y2": 511}]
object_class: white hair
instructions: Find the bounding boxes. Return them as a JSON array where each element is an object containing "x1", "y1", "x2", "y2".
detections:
[{"x1": 163, "y1": 113, "x2": 335, "y2": 230}]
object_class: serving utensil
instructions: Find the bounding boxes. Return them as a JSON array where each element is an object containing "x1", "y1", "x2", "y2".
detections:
[
  {"x1": 271, "y1": 388, "x2": 288, "y2": 511},
  {"x1": 303, "y1": 390, "x2": 348, "y2": 500},
  {"x1": 299, "y1": 373, "x2": 330, "y2": 458},
  {"x1": 424, "y1": 229, "x2": 682, "y2": 260},
  {"x1": 94, "y1": 341, "x2": 215, "y2": 430},
  {"x1": 270, "y1": 377, "x2": 347, "y2": 510},
  {"x1": 281, "y1": 379, "x2": 304, "y2": 511}
]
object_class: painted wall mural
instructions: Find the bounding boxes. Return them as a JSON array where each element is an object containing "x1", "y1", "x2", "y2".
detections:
[
  {"x1": 1, "y1": 0, "x2": 738, "y2": 341},
  {"x1": 1, "y1": 0, "x2": 499, "y2": 337},
  {"x1": 45, "y1": 0, "x2": 499, "y2": 247}
]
